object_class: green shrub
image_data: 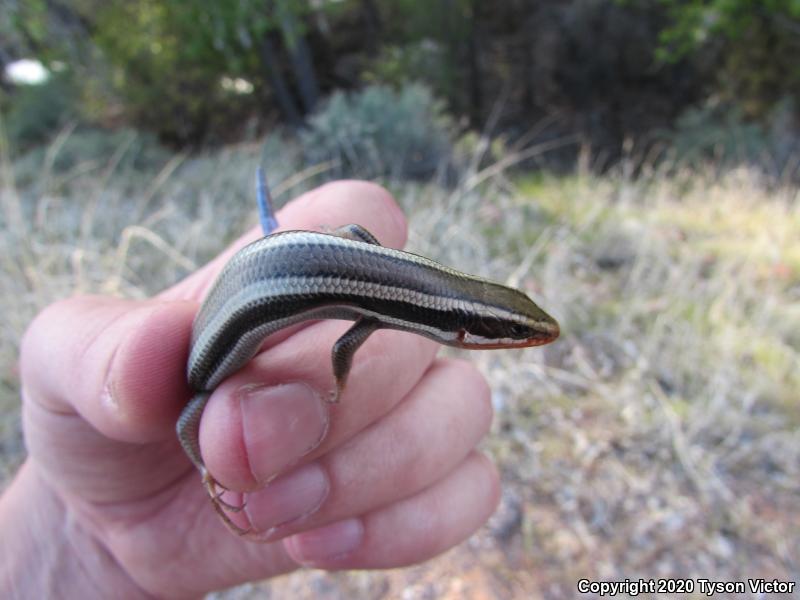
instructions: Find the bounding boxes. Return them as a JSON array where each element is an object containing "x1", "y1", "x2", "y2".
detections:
[
  {"x1": 666, "y1": 98, "x2": 799, "y2": 178},
  {"x1": 300, "y1": 84, "x2": 452, "y2": 179},
  {"x1": 4, "y1": 72, "x2": 77, "y2": 150},
  {"x1": 12, "y1": 127, "x2": 171, "y2": 186}
]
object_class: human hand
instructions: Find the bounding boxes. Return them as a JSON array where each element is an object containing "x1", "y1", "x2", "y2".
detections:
[{"x1": 1, "y1": 181, "x2": 499, "y2": 598}]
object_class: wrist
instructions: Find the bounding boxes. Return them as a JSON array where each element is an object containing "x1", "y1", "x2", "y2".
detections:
[{"x1": 0, "y1": 460, "x2": 150, "y2": 599}]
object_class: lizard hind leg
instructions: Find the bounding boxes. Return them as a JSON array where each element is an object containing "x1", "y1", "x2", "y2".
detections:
[
  {"x1": 202, "y1": 469, "x2": 252, "y2": 536},
  {"x1": 179, "y1": 393, "x2": 252, "y2": 534}
]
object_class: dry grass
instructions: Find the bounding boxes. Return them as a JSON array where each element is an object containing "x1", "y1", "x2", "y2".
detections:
[{"x1": 1, "y1": 128, "x2": 798, "y2": 598}]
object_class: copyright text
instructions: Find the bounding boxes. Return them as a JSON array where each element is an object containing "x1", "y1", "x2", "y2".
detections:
[{"x1": 577, "y1": 578, "x2": 796, "y2": 596}]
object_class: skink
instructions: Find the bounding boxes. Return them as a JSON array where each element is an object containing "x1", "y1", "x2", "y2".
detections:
[{"x1": 177, "y1": 176, "x2": 559, "y2": 534}]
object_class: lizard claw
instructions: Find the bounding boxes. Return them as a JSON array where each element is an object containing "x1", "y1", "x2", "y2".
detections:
[{"x1": 201, "y1": 470, "x2": 252, "y2": 535}]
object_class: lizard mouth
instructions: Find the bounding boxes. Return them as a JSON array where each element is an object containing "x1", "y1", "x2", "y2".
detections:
[{"x1": 456, "y1": 323, "x2": 560, "y2": 348}]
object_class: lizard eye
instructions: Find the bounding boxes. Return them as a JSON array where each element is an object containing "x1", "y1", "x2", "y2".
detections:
[{"x1": 509, "y1": 324, "x2": 528, "y2": 338}]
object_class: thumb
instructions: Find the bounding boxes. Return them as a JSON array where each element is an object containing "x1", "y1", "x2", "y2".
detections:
[{"x1": 20, "y1": 296, "x2": 196, "y2": 444}]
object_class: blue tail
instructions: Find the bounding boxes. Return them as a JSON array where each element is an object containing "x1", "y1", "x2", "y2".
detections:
[{"x1": 256, "y1": 166, "x2": 279, "y2": 235}]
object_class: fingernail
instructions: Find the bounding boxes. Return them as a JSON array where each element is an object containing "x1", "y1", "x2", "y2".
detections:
[
  {"x1": 286, "y1": 518, "x2": 364, "y2": 565},
  {"x1": 239, "y1": 383, "x2": 328, "y2": 483},
  {"x1": 245, "y1": 463, "x2": 329, "y2": 533}
]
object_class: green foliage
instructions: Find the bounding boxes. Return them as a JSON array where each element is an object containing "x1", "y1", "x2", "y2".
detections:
[
  {"x1": 300, "y1": 84, "x2": 452, "y2": 179},
  {"x1": 2, "y1": 0, "x2": 55, "y2": 59},
  {"x1": 4, "y1": 0, "x2": 325, "y2": 144},
  {"x1": 655, "y1": 0, "x2": 800, "y2": 59},
  {"x1": 4, "y1": 73, "x2": 77, "y2": 150},
  {"x1": 362, "y1": 41, "x2": 456, "y2": 104},
  {"x1": 84, "y1": 1, "x2": 254, "y2": 144},
  {"x1": 4, "y1": 0, "x2": 800, "y2": 165},
  {"x1": 362, "y1": 0, "x2": 477, "y2": 118},
  {"x1": 653, "y1": 0, "x2": 800, "y2": 117}
]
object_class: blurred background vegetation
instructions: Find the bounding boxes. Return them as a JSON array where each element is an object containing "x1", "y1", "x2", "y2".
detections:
[
  {"x1": 2, "y1": 0, "x2": 800, "y2": 175},
  {"x1": 1, "y1": 1, "x2": 799, "y2": 598}
]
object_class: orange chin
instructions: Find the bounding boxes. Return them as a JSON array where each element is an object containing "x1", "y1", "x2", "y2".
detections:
[{"x1": 455, "y1": 331, "x2": 558, "y2": 349}]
